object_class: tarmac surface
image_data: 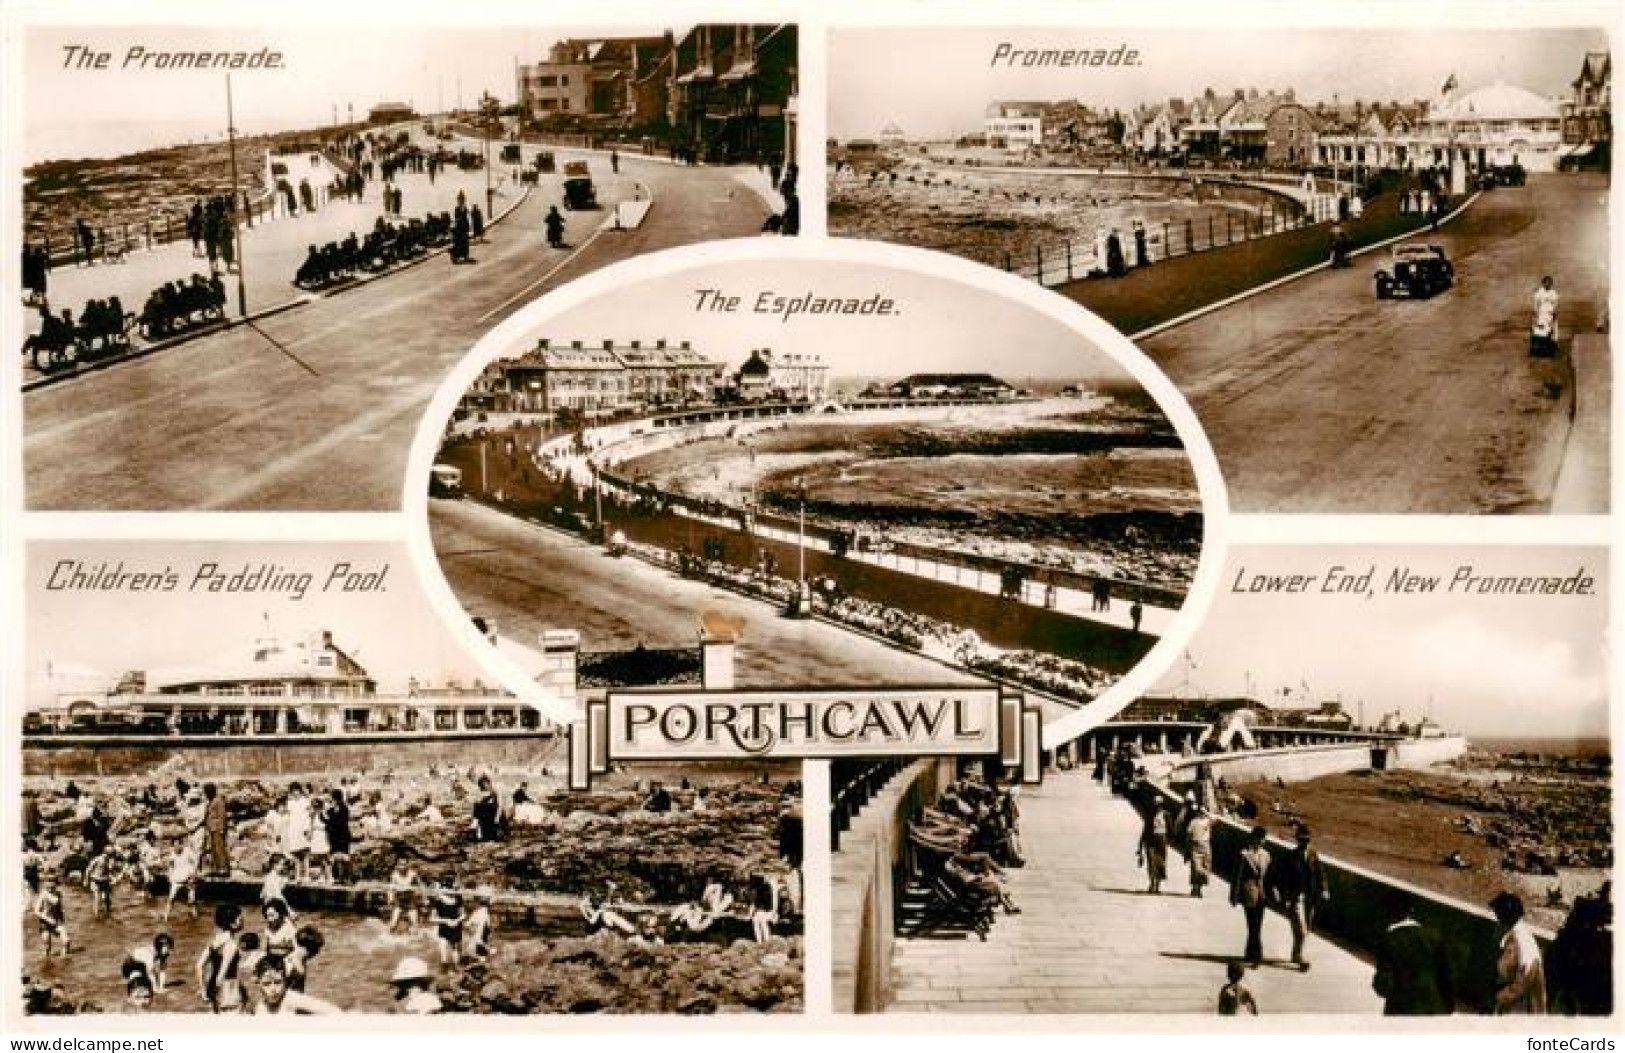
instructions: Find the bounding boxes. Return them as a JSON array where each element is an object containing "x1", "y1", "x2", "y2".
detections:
[
  {"x1": 884, "y1": 767, "x2": 1382, "y2": 1014},
  {"x1": 1139, "y1": 174, "x2": 1609, "y2": 514},
  {"x1": 24, "y1": 150, "x2": 775, "y2": 510},
  {"x1": 430, "y1": 498, "x2": 986, "y2": 691}
]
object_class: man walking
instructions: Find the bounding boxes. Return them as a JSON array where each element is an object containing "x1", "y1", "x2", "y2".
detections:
[
  {"x1": 1272, "y1": 825, "x2": 1327, "y2": 970},
  {"x1": 1232, "y1": 826, "x2": 1271, "y2": 967}
]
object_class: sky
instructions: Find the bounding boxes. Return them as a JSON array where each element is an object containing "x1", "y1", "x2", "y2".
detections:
[
  {"x1": 23, "y1": 24, "x2": 670, "y2": 164},
  {"x1": 499, "y1": 256, "x2": 1140, "y2": 384},
  {"x1": 1155, "y1": 545, "x2": 1610, "y2": 741},
  {"x1": 26, "y1": 540, "x2": 489, "y2": 706},
  {"x1": 830, "y1": 27, "x2": 1609, "y2": 140}
]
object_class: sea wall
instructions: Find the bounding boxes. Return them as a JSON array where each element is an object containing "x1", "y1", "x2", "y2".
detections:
[
  {"x1": 832, "y1": 758, "x2": 955, "y2": 1014},
  {"x1": 1165, "y1": 736, "x2": 1467, "y2": 784},
  {"x1": 23, "y1": 733, "x2": 559, "y2": 782}
]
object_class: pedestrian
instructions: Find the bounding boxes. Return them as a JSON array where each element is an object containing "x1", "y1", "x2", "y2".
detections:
[
  {"x1": 544, "y1": 206, "x2": 565, "y2": 249},
  {"x1": 1272, "y1": 825, "x2": 1328, "y2": 971},
  {"x1": 324, "y1": 788, "x2": 352, "y2": 885},
  {"x1": 610, "y1": 148, "x2": 619, "y2": 174},
  {"x1": 1491, "y1": 891, "x2": 1548, "y2": 1014},
  {"x1": 1137, "y1": 798, "x2": 1169, "y2": 894},
  {"x1": 76, "y1": 218, "x2": 94, "y2": 265},
  {"x1": 782, "y1": 190, "x2": 801, "y2": 237},
  {"x1": 1184, "y1": 801, "x2": 1213, "y2": 898},
  {"x1": 471, "y1": 205, "x2": 484, "y2": 240},
  {"x1": 1371, "y1": 895, "x2": 1453, "y2": 1015},
  {"x1": 1133, "y1": 221, "x2": 1148, "y2": 267},
  {"x1": 188, "y1": 202, "x2": 205, "y2": 254},
  {"x1": 1130, "y1": 600, "x2": 1144, "y2": 633},
  {"x1": 203, "y1": 782, "x2": 230, "y2": 877},
  {"x1": 1217, "y1": 961, "x2": 1258, "y2": 1015},
  {"x1": 1106, "y1": 228, "x2": 1126, "y2": 278},
  {"x1": 1231, "y1": 826, "x2": 1271, "y2": 967}
]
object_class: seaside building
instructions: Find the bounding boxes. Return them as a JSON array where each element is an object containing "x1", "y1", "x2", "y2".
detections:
[
  {"x1": 887, "y1": 373, "x2": 1015, "y2": 400},
  {"x1": 25, "y1": 629, "x2": 536, "y2": 739},
  {"x1": 1561, "y1": 50, "x2": 1611, "y2": 168},
  {"x1": 985, "y1": 101, "x2": 1045, "y2": 150},
  {"x1": 669, "y1": 24, "x2": 799, "y2": 163},
  {"x1": 1215, "y1": 89, "x2": 1319, "y2": 166},
  {"x1": 367, "y1": 102, "x2": 416, "y2": 125},
  {"x1": 1314, "y1": 77, "x2": 1569, "y2": 174},
  {"x1": 732, "y1": 348, "x2": 829, "y2": 402},
  {"x1": 516, "y1": 36, "x2": 672, "y2": 132},
  {"x1": 495, "y1": 339, "x2": 725, "y2": 416}
]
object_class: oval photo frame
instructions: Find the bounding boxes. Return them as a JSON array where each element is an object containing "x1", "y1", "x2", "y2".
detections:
[{"x1": 403, "y1": 237, "x2": 1231, "y2": 749}]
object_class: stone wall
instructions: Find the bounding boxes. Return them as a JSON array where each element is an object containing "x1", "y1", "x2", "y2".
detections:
[{"x1": 831, "y1": 758, "x2": 955, "y2": 1014}]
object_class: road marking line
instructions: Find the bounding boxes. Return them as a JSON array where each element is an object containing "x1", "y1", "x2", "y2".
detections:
[{"x1": 474, "y1": 227, "x2": 606, "y2": 325}]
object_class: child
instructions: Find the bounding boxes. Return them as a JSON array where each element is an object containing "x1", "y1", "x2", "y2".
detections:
[
  {"x1": 33, "y1": 872, "x2": 70, "y2": 958},
  {"x1": 1218, "y1": 961, "x2": 1259, "y2": 1015},
  {"x1": 389, "y1": 956, "x2": 441, "y2": 1015},
  {"x1": 386, "y1": 861, "x2": 418, "y2": 933},
  {"x1": 84, "y1": 846, "x2": 118, "y2": 917},
  {"x1": 430, "y1": 885, "x2": 465, "y2": 966},
  {"x1": 124, "y1": 933, "x2": 174, "y2": 994},
  {"x1": 197, "y1": 904, "x2": 244, "y2": 1013},
  {"x1": 464, "y1": 890, "x2": 493, "y2": 962},
  {"x1": 163, "y1": 843, "x2": 199, "y2": 922},
  {"x1": 22, "y1": 839, "x2": 44, "y2": 900}
]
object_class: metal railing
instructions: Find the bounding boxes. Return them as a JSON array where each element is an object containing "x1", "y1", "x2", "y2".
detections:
[{"x1": 999, "y1": 192, "x2": 1347, "y2": 286}]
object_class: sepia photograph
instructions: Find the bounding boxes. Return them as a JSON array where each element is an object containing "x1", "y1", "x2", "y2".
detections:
[
  {"x1": 831, "y1": 544, "x2": 1609, "y2": 1017},
  {"x1": 829, "y1": 27, "x2": 1611, "y2": 513},
  {"x1": 422, "y1": 249, "x2": 1217, "y2": 732},
  {"x1": 20, "y1": 540, "x2": 804, "y2": 1016},
  {"x1": 19, "y1": 23, "x2": 800, "y2": 511}
]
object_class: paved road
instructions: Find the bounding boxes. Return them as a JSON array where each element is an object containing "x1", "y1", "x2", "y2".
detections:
[
  {"x1": 24, "y1": 155, "x2": 772, "y2": 511},
  {"x1": 431, "y1": 498, "x2": 987, "y2": 691},
  {"x1": 885, "y1": 768, "x2": 1381, "y2": 1014},
  {"x1": 1141, "y1": 173, "x2": 1609, "y2": 513}
]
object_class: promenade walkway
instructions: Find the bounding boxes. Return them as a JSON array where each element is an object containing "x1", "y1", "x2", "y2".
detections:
[{"x1": 888, "y1": 768, "x2": 1381, "y2": 1014}]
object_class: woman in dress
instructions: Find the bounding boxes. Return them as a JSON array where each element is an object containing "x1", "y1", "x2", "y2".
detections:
[{"x1": 1491, "y1": 892, "x2": 1548, "y2": 1014}]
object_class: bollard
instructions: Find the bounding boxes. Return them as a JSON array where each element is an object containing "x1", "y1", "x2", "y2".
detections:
[
  {"x1": 1065, "y1": 240, "x2": 1072, "y2": 280},
  {"x1": 1035, "y1": 244, "x2": 1043, "y2": 283},
  {"x1": 1208, "y1": 214, "x2": 1215, "y2": 250},
  {"x1": 1162, "y1": 221, "x2": 1169, "y2": 260}
]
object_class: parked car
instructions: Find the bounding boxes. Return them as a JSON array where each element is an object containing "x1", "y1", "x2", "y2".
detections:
[{"x1": 1375, "y1": 243, "x2": 1454, "y2": 300}]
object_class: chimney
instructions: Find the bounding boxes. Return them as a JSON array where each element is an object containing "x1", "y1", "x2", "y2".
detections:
[
  {"x1": 538, "y1": 337, "x2": 550, "y2": 350},
  {"x1": 657, "y1": 339, "x2": 667, "y2": 349},
  {"x1": 631, "y1": 340, "x2": 640, "y2": 349},
  {"x1": 603, "y1": 339, "x2": 613, "y2": 350},
  {"x1": 571, "y1": 340, "x2": 582, "y2": 349}
]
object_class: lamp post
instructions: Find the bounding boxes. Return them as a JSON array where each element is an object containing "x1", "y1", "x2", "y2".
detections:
[{"x1": 225, "y1": 74, "x2": 248, "y2": 319}]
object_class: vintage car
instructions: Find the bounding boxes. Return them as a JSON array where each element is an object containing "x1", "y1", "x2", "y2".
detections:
[
  {"x1": 562, "y1": 160, "x2": 597, "y2": 209},
  {"x1": 1374, "y1": 243, "x2": 1454, "y2": 300},
  {"x1": 429, "y1": 463, "x2": 463, "y2": 498}
]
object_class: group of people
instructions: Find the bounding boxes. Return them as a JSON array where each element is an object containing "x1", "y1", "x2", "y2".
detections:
[
  {"x1": 905, "y1": 770, "x2": 1025, "y2": 932},
  {"x1": 1097, "y1": 758, "x2": 1605, "y2": 1017},
  {"x1": 136, "y1": 273, "x2": 226, "y2": 339},
  {"x1": 293, "y1": 213, "x2": 456, "y2": 289},
  {"x1": 183, "y1": 197, "x2": 239, "y2": 273}
]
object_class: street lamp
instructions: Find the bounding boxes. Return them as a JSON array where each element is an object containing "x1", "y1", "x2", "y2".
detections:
[{"x1": 224, "y1": 74, "x2": 248, "y2": 319}]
